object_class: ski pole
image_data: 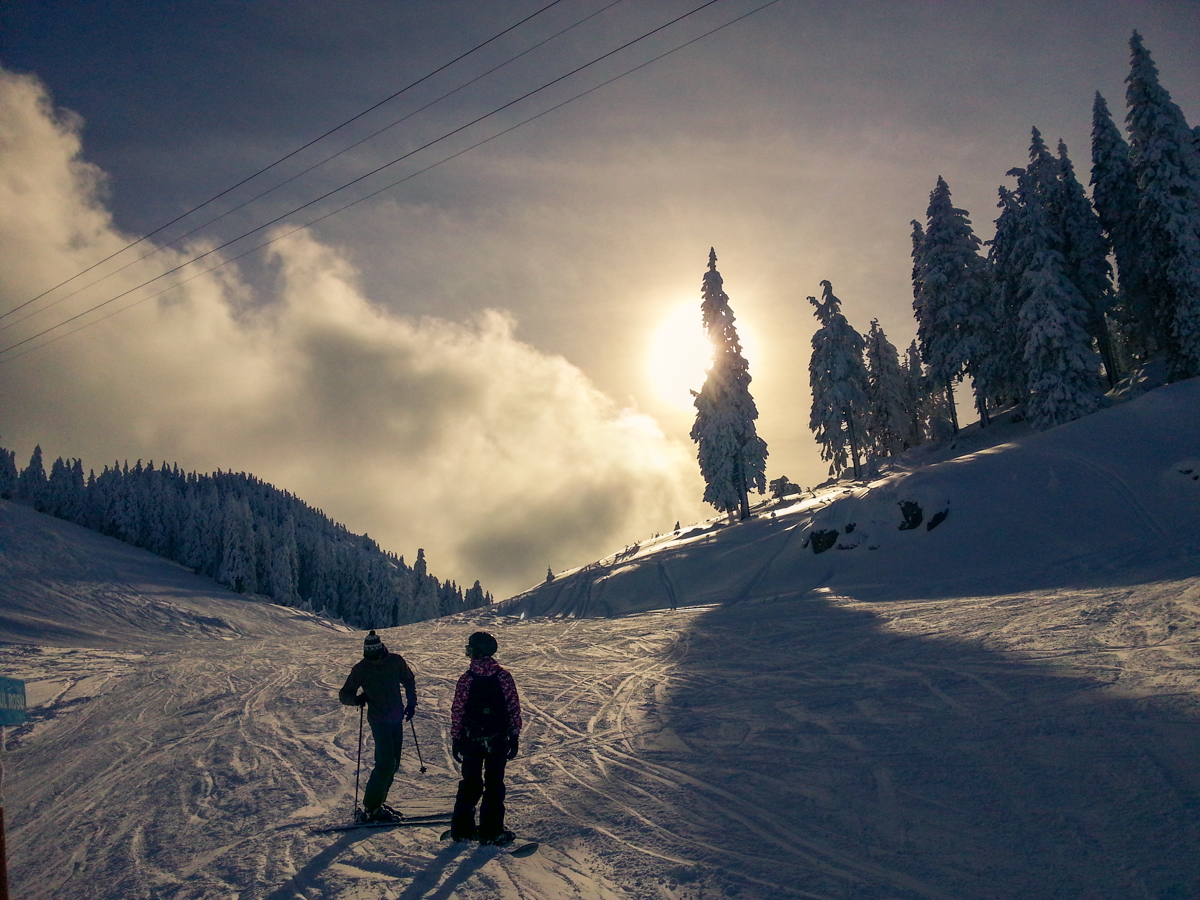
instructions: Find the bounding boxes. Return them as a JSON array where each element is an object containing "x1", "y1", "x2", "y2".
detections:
[
  {"x1": 354, "y1": 703, "x2": 365, "y2": 819},
  {"x1": 1, "y1": 727, "x2": 9, "y2": 900},
  {"x1": 409, "y1": 718, "x2": 427, "y2": 774}
]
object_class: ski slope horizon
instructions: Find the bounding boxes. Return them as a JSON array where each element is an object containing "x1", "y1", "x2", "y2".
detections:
[{"x1": 1, "y1": 378, "x2": 1198, "y2": 899}]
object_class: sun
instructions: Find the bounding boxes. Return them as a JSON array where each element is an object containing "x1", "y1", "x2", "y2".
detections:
[
  {"x1": 646, "y1": 300, "x2": 763, "y2": 410},
  {"x1": 646, "y1": 302, "x2": 714, "y2": 409}
]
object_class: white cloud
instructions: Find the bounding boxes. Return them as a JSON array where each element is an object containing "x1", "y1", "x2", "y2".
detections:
[{"x1": 0, "y1": 68, "x2": 706, "y2": 600}]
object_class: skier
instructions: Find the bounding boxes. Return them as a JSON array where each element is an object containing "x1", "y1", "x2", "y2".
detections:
[
  {"x1": 338, "y1": 630, "x2": 417, "y2": 823},
  {"x1": 449, "y1": 631, "x2": 522, "y2": 845}
]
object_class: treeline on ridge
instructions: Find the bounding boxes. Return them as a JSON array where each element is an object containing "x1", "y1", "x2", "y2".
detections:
[
  {"x1": 0, "y1": 444, "x2": 491, "y2": 628},
  {"x1": 805, "y1": 32, "x2": 1200, "y2": 481}
]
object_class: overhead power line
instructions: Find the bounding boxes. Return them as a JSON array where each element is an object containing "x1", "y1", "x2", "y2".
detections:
[
  {"x1": 0, "y1": 0, "x2": 782, "y2": 364},
  {"x1": 0, "y1": 0, "x2": 631, "y2": 337},
  {"x1": 0, "y1": 0, "x2": 569, "y2": 323}
]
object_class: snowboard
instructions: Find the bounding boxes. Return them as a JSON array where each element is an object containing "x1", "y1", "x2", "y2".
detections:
[
  {"x1": 440, "y1": 829, "x2": 539, "y2": 857},
  {"x1": 313, "y1": 813, "x2": 451, "y2": 834}
]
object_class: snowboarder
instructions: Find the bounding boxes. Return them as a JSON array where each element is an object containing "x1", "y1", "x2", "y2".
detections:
[
  {"x1": 338, "y1": 630, "x2": 417, "y2": 823},
  {"x1": 449, "y1": 631, "x2": 522, "y2": 845}
]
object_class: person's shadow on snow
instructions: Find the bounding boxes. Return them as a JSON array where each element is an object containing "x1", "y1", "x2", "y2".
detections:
[
  {"x1": 396, "y1": 844, "x2": 497, "y2": 900},
  {"x1": 262, "y1": 831, "x2": 382, "y2": 899}
]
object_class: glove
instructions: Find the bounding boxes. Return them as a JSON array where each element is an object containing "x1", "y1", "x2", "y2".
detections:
[
  {"x1": 452, "y1": 737, "x2": 465, "y2": 764},
  {"x1": 404, "y1": 701, "x2": 416, "y2": 722},
  {"x1": 354, "y1": 693, "x2": 368, "y2": 707},
  {"x1": 506, "y1": 736, "x2": 519, "y2": 761}
]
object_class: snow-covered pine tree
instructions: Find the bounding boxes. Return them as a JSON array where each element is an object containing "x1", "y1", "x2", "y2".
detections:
[
  {"x1": 46, "y1": 456, "x2": 85, "y2": 523},
  {"x1": 809, "y1": 280, "x2": 869, "y2": 479},
  {"x1": 900, "y1": 339, "x2": 930, "y2": 447},
  {"x1": 0, "y1": 442, "x2": 17, "y2": 498},
  {"x1": 268, "y1": 515, "x2": 299, "y2": 604},
  {"x1": 45, "y1": 456, "x2": 73, "y2": 520},
  {"x1": 411, "y1": 548, "x2": 442, "y2": 621},
  {"x1": 140, "y1": 462, "x2": 171, "y2": 557},
  {"x1": 984, "y1": 184, "x2": 1028, "y2": 407},
  {"x1": 1012, "y1": 164, "x2": 1102, "y2": 429},
  {"x1": 440, "y1": 579, "x2": 467, "y2": 618},
  {"x1": 925, "y1": 377, "x2": 957, "y2": 442},
  {"x1": 863, "y1": 319, "x2": 909, "y2": 460},
  {"x1": 17, "y1": 445, "x2": 47, "y2": 511},
  {"x1": 1124, "y1": 31, "x2": 1200, "y2": 380},
  {"x1": 912, "y1": 177, "x2": 992, "y2": 431},
  {"x1": 465, "y1": 580, "x2": 487, "y2": 609},
  {"x1": 218, "y1": 496, "x2": 256, "y2": 594},
  {"x1": 690, "y1": 248, "x2": 768, "y2": 520},
  {"x1": 990, "y1": 129, "x2": 1107, "y2": 426},
  {"x1": 187, "y1": 481, "x2": 223, "y2": 578},
  {"x1": 910, "y1": 220, "x2": 926, "y2": 311},
  {"x1": 1055, "y1": 140, "x2": 1120, "y2": 387},
  {"x1": 304, "y1": 534, "x2": 338, "y2": 617},
  {"x1": 1091, "y1": 91, "x2": 1154, "y2": 362}
]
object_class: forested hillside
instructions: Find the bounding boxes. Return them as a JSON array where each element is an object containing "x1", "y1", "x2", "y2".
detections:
[{"x1": 0, "y1": 445, "x2": 490, "y2": 627}]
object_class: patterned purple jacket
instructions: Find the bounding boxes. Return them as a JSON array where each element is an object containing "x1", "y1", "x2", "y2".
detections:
[{"x1": 450, "y1": 656, "x2": 522, "y2": 740}]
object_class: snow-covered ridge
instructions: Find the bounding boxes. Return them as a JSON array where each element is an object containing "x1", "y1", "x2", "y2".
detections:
[
  {"x1": 503, "y1": 377, "x2": 1200, "y2": 617},
  {"x1": 0, "y1": 499, "x2": 348, "y2": 648}
]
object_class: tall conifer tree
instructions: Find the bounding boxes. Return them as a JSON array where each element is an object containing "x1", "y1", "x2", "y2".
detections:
[
  {"x1": 1010, "y1": 153, "x2": 1102, "y2": 429},
  {"x1": 0, "y1": 444, "x2": 16, "y2": 497},
  {"x1": 809, "y1": 281, "x2": 869, "y2": 479},
  {"x1": 863, "y1": 319, "x2": 909, "y2": 459},
  {"x1": 17, "y1": 445, "x2": 47, "y2": 511},
  {"x1": 1091, "y1": 91, "x2": 1153, "y2": 360},
  {"x1": 1124, "y1": 31, "x2": 1200, "y2": 380},
  {"x1": 984, "y1": 184, "x2": 1028, "y2": 405},
  {"x1": 219, "y1": 496, "x2": 256, "y2": 594},
  {"x1": 900, "y1": 340, "x2": 930, "y2": 447},
  {"x1": 912, "y1": 177, "x2": 992, "y2": 431},
  {"x1": 690, "y1": 249, "x2": 768, "y2": 520},
  {"x1": 1055, "y1": 140, "x2": 1120, "y2": 387},
  {"x1": 989, "y1": 130, "x2": 1105, "y2": 426}
]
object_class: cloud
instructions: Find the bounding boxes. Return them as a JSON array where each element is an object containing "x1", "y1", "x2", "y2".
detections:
[{"x1": 0, "y1": 68, "x2": 706, "y2": 600}]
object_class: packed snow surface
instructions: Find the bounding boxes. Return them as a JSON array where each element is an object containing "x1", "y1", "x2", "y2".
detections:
[{"x1": 2, "y1": 379, "x2": 1199, "y2": 899}]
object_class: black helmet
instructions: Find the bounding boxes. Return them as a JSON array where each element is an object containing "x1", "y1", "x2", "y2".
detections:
[{"x1": 466, "y1": 631, "x2": 498, "y2": 658}]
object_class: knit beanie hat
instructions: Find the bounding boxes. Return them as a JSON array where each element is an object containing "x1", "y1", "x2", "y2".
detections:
[{"x1": 363, "y1": 630, "x2": 387, "y2": 659}]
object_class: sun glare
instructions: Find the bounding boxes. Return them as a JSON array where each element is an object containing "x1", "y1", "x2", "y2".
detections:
[
  {"x1": 646, "y1": 301, "x2": 763, "y2": 410},
  {"x1": 646, "y1": 302, "x2": 714, "y2": 409}
]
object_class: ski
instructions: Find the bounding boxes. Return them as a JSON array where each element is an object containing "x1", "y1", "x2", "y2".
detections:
[
  {"x1": 439, "y1": 829, "x2": 539, "y2": 857},
  {"x1": 313, "y1": 814, "x2": 451, "y2": 834}
]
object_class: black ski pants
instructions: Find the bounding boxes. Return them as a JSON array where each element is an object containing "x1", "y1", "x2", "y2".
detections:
[
  {"x1": 451, "y1": 748, "x2": 507, "y2": 840},
  {"x1": 363, "y1": 720, "x2": 404, "y2": 812}
]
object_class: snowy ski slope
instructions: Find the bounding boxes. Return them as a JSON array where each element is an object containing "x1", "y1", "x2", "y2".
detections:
[{"x1": 2, "y1": 379, "x2": 1199, "y2": 899}]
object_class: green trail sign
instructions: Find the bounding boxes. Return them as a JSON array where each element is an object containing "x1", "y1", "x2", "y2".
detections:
[{"x1": 0, "y1": 679, "x2": 25, "y2": 726}]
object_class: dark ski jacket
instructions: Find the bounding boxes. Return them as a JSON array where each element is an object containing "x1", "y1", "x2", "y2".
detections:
[
  {"x1": 450, "y1": 656, "x2": 522, "y2": 741},
  {"x1": 339, "y1": 650, "x2": 417, "y2": 724}
]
